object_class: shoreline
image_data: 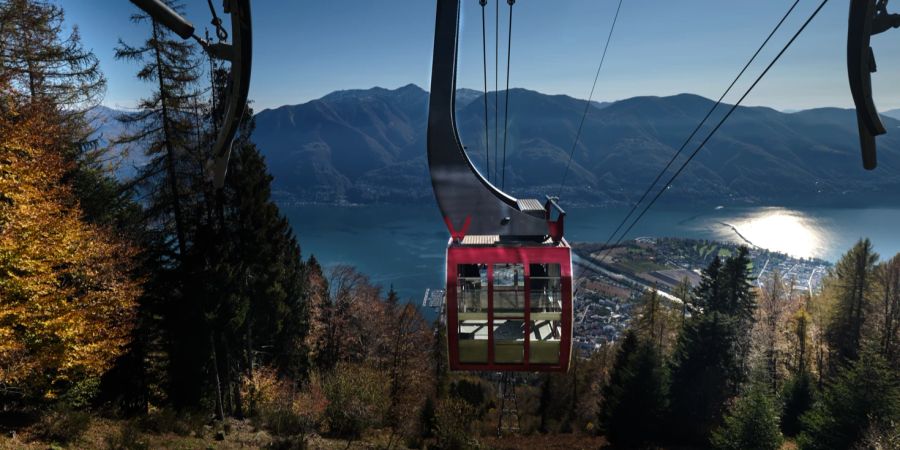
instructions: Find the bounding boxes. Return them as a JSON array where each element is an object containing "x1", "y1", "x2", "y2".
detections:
[{"x1": 718, "y1": 221, "x2": 758, "y2": 249}]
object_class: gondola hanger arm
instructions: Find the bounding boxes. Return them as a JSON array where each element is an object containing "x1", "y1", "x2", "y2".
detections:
[{"x1": 129, "y1": 0, "x2": 252, "y2": 188}]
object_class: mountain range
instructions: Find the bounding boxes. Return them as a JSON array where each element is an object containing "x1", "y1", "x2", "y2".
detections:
[
  {"x1": 92, "y1": 85, "x2": 900, "y2": 207},
  {"x1": 248, "y1": 84, "x2": 900, "y2": 207}
]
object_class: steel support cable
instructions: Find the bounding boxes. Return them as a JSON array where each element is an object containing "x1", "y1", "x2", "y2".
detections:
[
  {"x1": 501, "y1": 0, "x2": 514, "y2": 190},
  {"x1": 481, "y1": 0, "x2": 491, "y2": 181},
  {"x1": 600, "y1": 0, "x2": 801, "y2": 251},
  {"x1": 494, "y1": 0, "x2": 500, "y2": 182},
  {"x1": 557, "y1": 0, "x2": 624, "y2": 198},
  {"x1": 607, "y1": 0, "x2": 830, "y2": 253}
]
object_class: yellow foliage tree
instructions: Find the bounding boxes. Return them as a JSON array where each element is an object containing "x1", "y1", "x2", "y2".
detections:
[{"x1": 0, "y1": 89, "x2": 140, "y2": 398}]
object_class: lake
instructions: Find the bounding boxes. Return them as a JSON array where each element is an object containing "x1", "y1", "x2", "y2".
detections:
[{"x1": 283, "y1": 204, "x2": 900, "y2": 304}]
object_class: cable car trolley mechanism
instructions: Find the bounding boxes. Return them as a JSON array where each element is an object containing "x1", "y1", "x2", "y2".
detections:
[{"x1": 427, "y1": 0, "x2": 573, "y2": 372}]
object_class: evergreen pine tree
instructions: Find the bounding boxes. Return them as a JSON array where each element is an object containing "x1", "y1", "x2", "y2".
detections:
[
  {"x1": 781, "y1": 369, "x2": 815, "y2": 437},
  {"x1": 0, "y1": 0, "x2": 104, "y2": 109},
  {"x1": 667, "y1": 311, "x2": 741, "y2": 444},
  {"x1": 711, "y1": 384, "x2": 783, "y2": 450},
  {"x1": 798, "y1": 350, "x2": 900, "y2": 450},
  {"x1": 667, "y1": 250, "x2": 756, "y2": 444},
  {"x1": 598, "y1": 330, "x2": 668, "y2": 446},
  {"x1": 720, "y1": 246, "x2": 757, "y2": 323},
  {"x1": 694, "y1": 255, "x2": 723, "y2": 312},
  {"x1": 825, "y1": 238, "x2": 878, "y2": 369}
]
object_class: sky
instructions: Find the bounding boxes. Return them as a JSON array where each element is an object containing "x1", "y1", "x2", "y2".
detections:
[{"x1": 60, "y1": 0, "x2": 900, "y2": 112}]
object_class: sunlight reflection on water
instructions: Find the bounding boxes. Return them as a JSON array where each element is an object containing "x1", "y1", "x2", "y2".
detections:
[{"x1": 715, "y1": 208, "x2": 832, "y2": 259}]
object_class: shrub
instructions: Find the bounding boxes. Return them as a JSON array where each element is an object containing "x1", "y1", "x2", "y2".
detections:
[
  {"x1": 138, "y1": 408, "x2": 204, "y2": 436},
  {"x1": 322, "y1": 363, "x2": 388, "y2": 439},
  {"x1": 104, "y1": 421, "x2": 149, "y2": 450},
  {"x1": 61, "y1": 376, "x2": 101, "y2": 409},
  {"x1": 32, "y1": 408, "x2": 91, "y2": 445},
  {"x1": 242, "y1": 366, "x2": 327, "y2": 440},
  {"x1": 433, "y1": 397, "x2": 479, "y2": 450}
]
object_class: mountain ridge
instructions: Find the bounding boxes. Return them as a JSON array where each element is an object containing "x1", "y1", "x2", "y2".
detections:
[{"x1": 96, "y1": 84, "x2": 900, "y2": 207}]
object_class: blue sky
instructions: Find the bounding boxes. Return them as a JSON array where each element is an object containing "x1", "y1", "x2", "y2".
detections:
[{"x1": 61, "y1": 1, "x2": 900, "y2": 112}]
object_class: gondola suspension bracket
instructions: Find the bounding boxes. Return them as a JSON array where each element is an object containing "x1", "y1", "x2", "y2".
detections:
[
  {"x1": 848, "y1": 0, "x2": 900, "y2": 169},
  {"x1": 129, "y1": 0, "x2": 252, "y2": 188}
]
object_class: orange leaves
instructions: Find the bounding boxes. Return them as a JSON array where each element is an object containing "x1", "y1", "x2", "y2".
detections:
[{"x1": 0, "y1": 98, "x2": 141, "y2": 396}]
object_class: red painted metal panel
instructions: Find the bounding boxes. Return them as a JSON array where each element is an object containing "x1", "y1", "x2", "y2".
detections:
[{"x1": 445, "y1": 240, "x2": 573, "y2": 372}]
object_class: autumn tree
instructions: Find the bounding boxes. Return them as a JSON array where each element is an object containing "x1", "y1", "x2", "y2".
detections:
[
  {"x1": 0, "y1": 0, "x2": 138, "y2": 231},
  {"x1": 751, "y1": 270, "x2": 793, "y2": 393},
  {"x1": 781, "y1": 305, "x2": 816, "y2": 437},
  {"x1": 636, "y1": 287, "x2": 679, "y2": 355},
  {"x1": 382, "y1": 298, "x2": 433, "y2": 444},
  {"x1": 0, "y1": 94, "x2": 140, "y2": 401}
]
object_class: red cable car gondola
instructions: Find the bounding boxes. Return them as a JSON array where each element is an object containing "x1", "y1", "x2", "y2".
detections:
[{"x1": 426, "y1": 0, "x2": 573, "y2": 372}]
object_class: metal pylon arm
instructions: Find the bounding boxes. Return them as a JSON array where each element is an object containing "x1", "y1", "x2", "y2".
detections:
[
  {"x1": 427, "y1": 0, "x2": 562, "y2": 241},
  {"x1": 129, "y1": 0, "x2": 252, "y2": 187}
]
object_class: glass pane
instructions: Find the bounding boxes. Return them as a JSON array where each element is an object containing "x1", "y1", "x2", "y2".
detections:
[
  {"x1": 494, "y1": 290, "x2": 524, "y2": 316},
  {"x1": 493, "y1": 319, "x2": 525, "y2": 364},
  {"x1": 493, "y1": 264, "x2": 524, "y2": 288},
  {"x1": 457, "y1": 265, "x2": 488, "y2": 363},
  {"x1": 457, "y1": 264, "x2": 488, "y2": 313},
  {"x1": 493, "y1": 264, "x2": 524, "y2": 317},
  {"x1": 458, "y1": 319, "x2": 489, "y2": 363},
  {"x1": 529, "y1": 319, "x2": 561, "y2": 364},
  {"x1": 529, "y1": 263, "x2": 562, "y2": 313}
]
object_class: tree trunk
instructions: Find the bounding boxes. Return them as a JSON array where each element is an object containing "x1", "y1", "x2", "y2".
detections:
[{"x1": 210, "y1": 332, "x2": 225, "y2": 421}]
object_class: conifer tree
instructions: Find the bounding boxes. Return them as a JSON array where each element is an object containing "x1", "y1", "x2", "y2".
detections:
[
  {"x1": 218, "y1": 120, "x2": 312, "y2": 383},
  {"x1": 781, "y1": 369, "x2": 814, "y2": 437},
  {"x1": 711, "y1": 384, "x2": 783, "y2": 450},
  {"x1": 598, "y1": 330, "x2": 668, "y2": 446},
  {"x1": 667, "y1": 310, "x2": 741, "y2": 444},
  {"x1": 694, "y1": 255, "x2": 723, "y2": 312},
  {"x1": 114, "y1": 0, "x2": 203, "y2": 261},
  {"x1": 798, "y1": 350, "x2": 900, "y2": 450},
  {"x1": 0, "y1": 0, "x2": 104, "y2": 110},
  {"x1": 113, "y1": 0, "x2": 212, "y2": 410},
  {"x1": 667, "y1": 250, "x2": 756, "y2": 444},
  {"x1": 825, "y1": 239, "x2": 878, "y2": 369}
]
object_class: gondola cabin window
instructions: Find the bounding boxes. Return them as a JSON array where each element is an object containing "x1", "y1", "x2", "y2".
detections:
[
  {"x1": 457, "y1": 264, "x2": 488, "y2": 363},
  {"x1": 493, "y1": 264, "x2": 525, "y2": 364},
  {"x1": 529, "y1": 263, "x2": 562, "y2": 364}
]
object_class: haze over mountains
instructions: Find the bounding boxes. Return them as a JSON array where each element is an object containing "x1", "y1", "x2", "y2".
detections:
[{"x1": 96, "y1": 84, "x2": 900, "y2": 207}]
